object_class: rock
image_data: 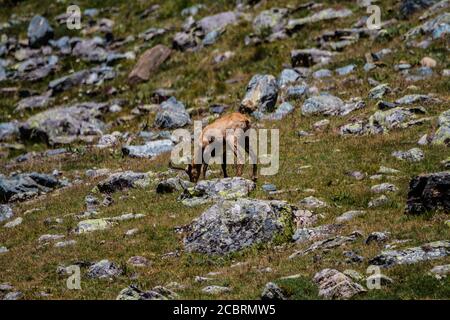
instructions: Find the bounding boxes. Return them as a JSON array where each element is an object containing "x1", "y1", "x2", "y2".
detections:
[
  {"x1": 366, "y1": 232, "x2": 390, "y2": 245},
  {"x1": 371, "y1": 183, "x2": 398, "y2": 193},
  {"x1": 4, "y1": 217, "x2": 22, "y2": 228},
  {"x1": 27, "y1": 15, "x2": 53, "y2": 48},
  {"x1": 368, "y1": 84, "x2": 391, "y2": 100},
  {"x1": 405, "y1": 171, "x2": 450, "y2": 214},
  {"x1": 254, "y1": 102, "x2": 294, "y2": 121},
  {"x1": 313, "y1": 69, "x2": 332, "y2": 79},
  {"x1": 87, "y1": 259, "x2": 123, "y2": 279},
  {"x1": 288, "y1": 8, "x2": 353, "y2": 31},
  {"x1": 335, "y1": 64, "x2": 356, "y2": 76},
  {"x1": 0, "y1": 246, "x2": 8, "y2": 254},
  {"x1": 117, "y1": 285, "x2": 177, "y2": 300},
  {"x1": 127, "y1": 256, "x2": 150, "y2": 267},
  {"x1": 0, "y1": 172, "x2": 63, "y2": 203},
  {"x1": 293, "y1": 224, "x2": 340, "y2": 243},
  {"x1": 301, "y1": 95, "x2": 343, "y2": 116},
  {"x1": 400, "y1": 0, "x2": 441, "y2": 17},
  {"x1": 184, "y1": 198, "x2": 295, "y2": 255},
  {"x1": 369, "y1": 240, "x2": 450, "y2": 267},
  {"x1": 392, "y1": 148, "x2": 424, "y2": 162},
  {"x1": 157, "y1": 177, "x2": 192, "y2": 194},
  {"x1": 179, "y1": 177, "x2": 256, "y2": 207},
  {"x1": 202, "y1": 285, "x2": 231, "y2": 295},
  {"x1": 262, "y1": 183, "x2": 277, "y2": 192},
  {"x1": 395, "y1": 94, "x2": 440, "y2": 105},
  {"x1": 197, "y1": 11, "x2": 238, "y2": 34},
  {"x1": 72, "y1": 38, "x2": 108, "y2": 62},
  {"x1": 313, "y1": 269, "x2": 366, "y2": 300},
  {"x1": 368, "y1": 195, "x2": 389, "y2": 208},
  {"x1": 336, "y1": 210, "x2": 366, "y2": 223},
  {"x1": 125, "y1": 228, "x2": 139, "y2": 236},
  {"x1": 240, "y1": 74, "x2": 278, "y2": 114},
  {"x1": 74, "y1": 218, "x2": 115, "y2": 234},
  {"x1": 15, "y1": 91, "x2": 52, "y2": 112},
  {"x1": 54, "y1": 240, "x2": 76, "y2": 248},
  {"x1": 38, "y1": 234, "x2": 65, "y2": 243},
  {"x1": 378, "y1": 166, "x2": 400, "y2": 175},
  {"x1": 313, "y1": 119, "x2": 330, "y2": 131},
  {"x1": 48, "y1": 67, "x2": 115, "y2": 93},
  {"x1": 261, "y1": 282, "x2": 286, "y2": 300},
  {"x1": 123, "y1": 139, "x2": 173, "y2": 159},
  {"x1": 298, "y1": 196, "x2": 327, "y2": 209},
  {"x1": 253, "y1": 8, "x2": 288, "y2": 35},
  {"x1": 3, "y1": 291, "x2": 23, "y2": 300},
  {"x1": 97, "y1": 171, "x2": 152, "y2": 193},
  {"x1": 0, "y1": 205, "x2": 13, "y2": 223},
  {"x1": 421, "y1": 56, "x2": 437, "y2": 68},
  {"x1": 154, "y1": 97, "x2": 191, "y2": 129},
  {"x1": 290, "y1": 232, "x2": 362, "y2": 258},
  {"x1": 128, "y1": 45, "x2": 171, "y2": 84},
  {"x1": 19, "y1": 102, "x2": 109, "y2": 145},
  {"x1": 0, "y1": 122, "x2": 19, "y2": 142},
  {"x1": 343, "y1": 250, "x2": 364, "y2": 263},
  {"x1": 291, "y1": 48, "x2": 336, "y2": 67},
  {"x1": 429, "y1": 264, "x2": 450, "y2": 279},
  {"x1": 431, "y1": 110, "x2": 450, "y2": 146},
  {"x1": 366, "y1": 274, "x2": 393, "y2": 286}
]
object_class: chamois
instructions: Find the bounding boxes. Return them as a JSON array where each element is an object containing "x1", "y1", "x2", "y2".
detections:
[{"x1": 169, "y1": 112, "x2": 257, "y2": 182}]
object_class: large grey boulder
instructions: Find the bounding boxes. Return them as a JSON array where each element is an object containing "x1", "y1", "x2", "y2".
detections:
[
  {"x1": 19, "y1": 102, "x2": 109, "y2": 145},
  {"x1": 370, "y1": 240, "x2": 450, "y2": 267},
  {"x1": 27, "y1": 15, "x2": 54, "y2": 48},
  {"x1": 122, "y1": 139, "x2": 173, "y2": 158},
  {"x1": 313, "y1": 269, "x2": 366, "y2": 300},
  {"x1": 405, "y1": 171, "x2": 450, "y2": 214},
  {"x1": 240, "y1": 74, "x2": 278, "y2": 114},
  {"x1": 179, "y1": 177, "x2": 256, "y2": 207},
  {"x1": 184, "y1": 198, "x2": 296, "y2": 255},
  {"x1": 0, "y1": 172, "x2": 63, "y2": 203},
  {"x1": 154, "y1": 97, "x2": 191, "y2": 129}
]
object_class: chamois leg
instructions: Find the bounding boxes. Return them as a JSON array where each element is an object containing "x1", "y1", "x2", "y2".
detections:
[
  {"x1": 201, "y1": 162, "x2": 209, "y2": 179},
  {"x1": 245, "y1": 135, "x2": 258, "y2": 181},
  {"x1": 221, "y1": 148, "x2": 228, "y2": 178}
]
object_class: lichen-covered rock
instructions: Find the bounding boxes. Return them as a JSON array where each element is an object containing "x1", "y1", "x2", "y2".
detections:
[
  {"x1": 405, "y1": 12, "x2": 450, "y2": 39},
  {"x1": 96, "y1": 171, "x2": 153, "y2": 193},
  {"x1": 371, "y1": 183, "x2": 399, "y2": 193},
  {"x1": 301, "y1": 95, "x2": 344, "y2": 116},
  {"x1": 313, "y1": 269, "x2": 366, "y2": 300},
  {"x1": 154, "y1": 97, "x2": 191, "y2": 129},
  {"x1": 179, "y1": 177, "x2": 256, "y2": 207},
  {"x1": 253, "y1": 8, "x2": 288, "y2": 35},
  {"x1": 288, "y1": 8, "x2": 353, "y2": 31},
  {"x1": 240, "y1": 74, "x2": 278, "y2": 114},
  {"x1": 293, "y1": 224, "x2": 340, "y2": 243},
  {"x1": 405, "y1": 171, "x2": 450, "y2": 214},
  {"x1": 156, "y1": 177, "x2": 192, "y2": 194},
  {"x1": 122, "y1": 139, "x2": 173, "y2": 158},
  {"x1": 184, "y1": 198, "x2": 296, "y2": 255},
  {"x1": 367, "y1": 107, "x2": 427, "y2": 134},
  {"x1": 431, "y1": 110, "x2": 450, "y2": 146},
  {"x1": 369, "y1": 240, "x2": 450, "y2": 267},
  {"x1": 87, "y1": 259, "x2": 123, "y2": 279},
  {"x1": 0, "y1": 172, "x2": 63, "y2": 203},
  {"x1": 392, "y1": 148, "x2": 424, "y2": 162},
  {"x1": 27, "y1": 15, "x2": 53, "y2": 48},
  {"x1": 19, "y1": 102, "x2": 109, "y2": 145},
  {"x1": 74, "y1": 218, "x2": 115, "y2": 234},
  {"x1": 0, "y1": 205, "x2": 13, "y2": 223},
  {"x1": 117, "y1": 285, "x2": 177, "y2": 300},
  {"x1": 261, "y1": 282, "x2": 286, "y2": 300},
  {"x1": 429, "y1": 264, "x2": 450, "y2": 279}
]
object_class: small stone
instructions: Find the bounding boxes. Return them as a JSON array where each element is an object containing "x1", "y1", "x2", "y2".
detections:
[
  {"x1": 371, "y1": 183, "x2": 398, "y2": 194},
  {"x1": 299, "y1": 196, "x2": 327, "y2": 209},
  {"x1": 420, "y1": 57, "x2": 437, "y2": 68},
  {"x1": 366, "y1": 232, "x2": 390, "y2": 245},
  {"x1": 368, "y1": 195, "x2": 389, "y2": 208},
  {"x1": 127, "y1": 256, "x2": 150, "y2": 267},
  {"x1": 429, "y1": 265, "x2": 450, "y2": 279},
  {"x1": 4, "y1": 217, "x2": 23, "y2": 228},
  {"x1": 202, "y1": 285, "x2": 231, "y2": 295},
  {"x1": 0, "y1": 205, "x2": 14, "y2": 223},
  {"x1": 392, "y1": 148, "x2": 424, "y2": 162},
  {"x1": 87, "y1": 259, "x2": 123, "y2": 279},
  {"x1": 336, "y1": 210, "x2": 366, "y2": 223},
  {"x1": 125, "y1": 228, "x2": 139, "y2": 236}
]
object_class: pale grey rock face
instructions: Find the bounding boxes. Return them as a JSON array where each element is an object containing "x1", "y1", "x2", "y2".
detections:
[
  {"x1": 370, "y1": 240, "x2": 450, "y2": 267},
  {"x1": 184, "y1": 198, "x2": 295, "y2": 255}
]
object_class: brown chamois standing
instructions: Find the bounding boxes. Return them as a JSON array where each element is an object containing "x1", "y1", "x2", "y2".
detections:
[{"x1": 170, "y1": 112, "x2": 258, "y2": 182}]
